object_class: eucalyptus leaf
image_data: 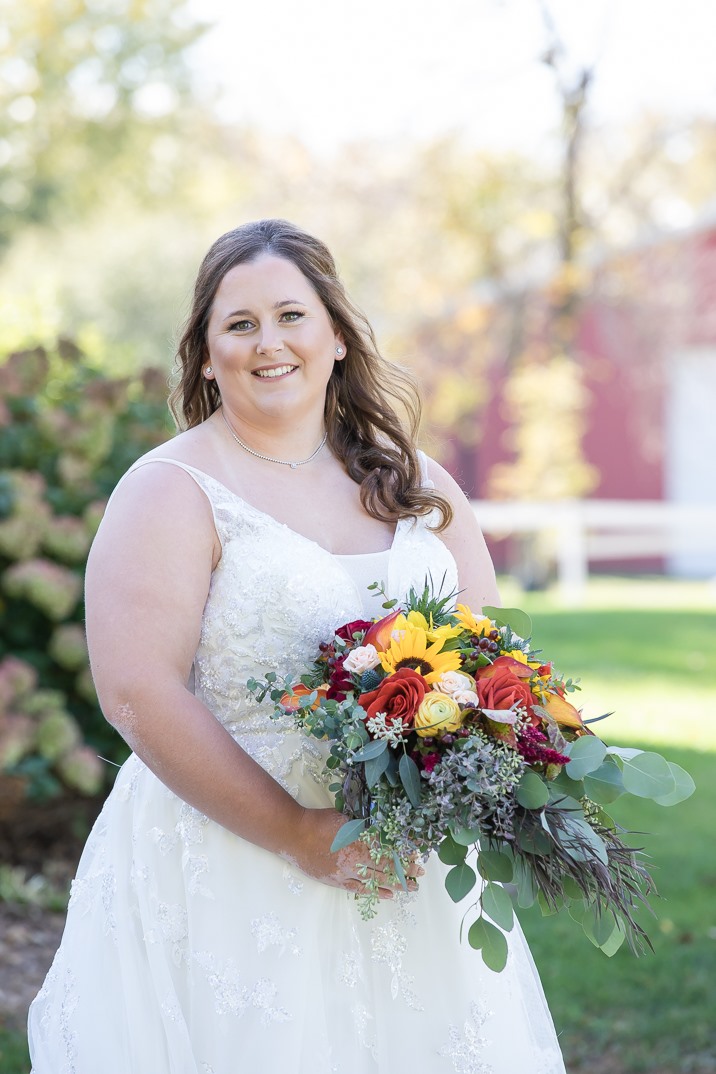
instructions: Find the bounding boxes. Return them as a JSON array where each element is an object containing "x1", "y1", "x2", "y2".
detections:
[
  {"x1": 512, "y1": 857, "x2": 538, "y2": 908},
  {"x1": 583, "y1": 760, "x2": 625, "y2": 805},
  {"x1": 605, "y1": 745, "x2": 643, "y2": 761},
  {"x1": 438, "y1": 835, "x2": 468, "y2": 866},
  {"x1": 392, "y1": 851, "x2": 408, "y2": 892},
  {"x1": 476, "y1": 849, "x2": 514, "y2": 883},
  {"x1": 364, "y1": 749, "x2": 391, "y2": 788},
  {"x1": 620, "y1": 752, "x2": 676, "y2": 799},
  {"x1": 398, "y1": 753, "x2": 422, "y2": 808},
  {"x1": 538, "y1": 891, "x2": 558, "y2": 917},
  {"x1": 481, "y1": 882, "x2": 514, "y2": 931},
  {"x1": 351, "y1": 739, "x2": 388, "y2": 763},
  {"x1": 550, "y1": 769, "x2": 585, "y2": 798},
  {"x1": 547, "y1": 788, "x2": 582, "y2": 812},
  {"x1": 467, "y1": 917, "x2": 509, "y2": 972},
  {"x1": 383, "y1": 753, "x2": 400, "y2": 787},
  {"x1": 653, "y1": 761, "x2": 695, "y2": 807},
  {"x1": 561, "y1": 814, "x2": 609, "y2": 866},
  {"x1": 450, "y1": 824, "x2": 484, "y2": 847},
  {"x1": 445, "y1": 862, "x2": 477, "y2": 903},
  {"x1": 329, "y1": 818, "x2": 366, "y2": 852},
  {"x1": 600, "y1": 920, "x2": 627, "y2": 956},
  {"x1": 565, "y1": 736, "x2": 607, "y2": 779},
  {"x1": 481, "y1": 605, "x2": 533, "y2": 640},
  {"x1": 562, "y1": 876, "x2": 583, "y2": 900},
  {"x1": 516, "y1": 770, "x2": 550, "y2": 810},
  {"x1": 568, "y1": 899, "x2": 587, "y2": 924},
  {"x1": 515, "y1": 827, "x2": 552, "y2": 856},
  {"x1": 593, "y1": 913, "x2": 618, "y2": 947}
]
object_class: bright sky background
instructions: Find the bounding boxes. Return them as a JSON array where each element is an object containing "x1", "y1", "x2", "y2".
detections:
[{"x1": 190, "y1": 0, "x2": 716, "y2": 155}]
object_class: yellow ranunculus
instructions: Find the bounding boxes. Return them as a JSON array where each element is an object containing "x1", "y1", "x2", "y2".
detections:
[
  {"x1": 454, "y1": 604, "x2": 493, "y2": 637},
  {"x1": 414, "y1": 693, "x2": 464, "y2": 737}
]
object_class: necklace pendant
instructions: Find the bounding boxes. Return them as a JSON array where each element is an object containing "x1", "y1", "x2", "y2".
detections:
[{"x1": 290, "y1": 462, "x2": 298, "y2": 469}]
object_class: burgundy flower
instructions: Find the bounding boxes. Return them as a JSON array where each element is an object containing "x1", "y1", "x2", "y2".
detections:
[
  {"x1": 326, "y1": 655, "x2": 353, "y2": 701},
  {"x1": 516, "y1": 724, "x2": 570, "y2": 767},
  {"x1": 335, "y1": 619, "x2": 372, "y2": 643}
]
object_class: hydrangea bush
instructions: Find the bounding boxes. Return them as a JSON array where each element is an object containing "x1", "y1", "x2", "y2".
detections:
[{"x1": 0, "y1": 340, "x2": 172, "y2": 803}]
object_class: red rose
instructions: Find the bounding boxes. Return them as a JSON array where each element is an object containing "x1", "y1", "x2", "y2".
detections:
[
  {"x1": 358, "y1": 668, "x2": 429, "y2": 733},
  {"x1": 476, "y1": 666, "x2": 537, "y2": 715},
  {"x1": 335, "y1": 619, "x2": 373, "y2": 643}
]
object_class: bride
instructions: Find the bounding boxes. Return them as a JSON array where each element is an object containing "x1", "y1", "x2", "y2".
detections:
[{"x1": 28, "y1": 218, "x2": 566, "y2": 1073}]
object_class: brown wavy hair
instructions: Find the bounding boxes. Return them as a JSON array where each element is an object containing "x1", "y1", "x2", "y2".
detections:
[{"x1": 170, "y1": 219, "x2": 452, "y2": 530}]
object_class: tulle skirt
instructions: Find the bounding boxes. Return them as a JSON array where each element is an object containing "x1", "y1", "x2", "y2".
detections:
[{"x1": 28, "y1": 752, "x2": 565, "y2": 1074}]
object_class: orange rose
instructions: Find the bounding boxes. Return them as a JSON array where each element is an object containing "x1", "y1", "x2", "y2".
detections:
[
  {"x1": 358, "y1": 668, "x2": 429, "y2": 733},
  {"x1": 476, "y1": 665, "x2": 537, "y2": 715}
]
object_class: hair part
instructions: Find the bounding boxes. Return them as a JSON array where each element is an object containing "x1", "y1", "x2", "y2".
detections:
[{"x1": 170, "y1": 219, "x2": 453, "y2": 531}]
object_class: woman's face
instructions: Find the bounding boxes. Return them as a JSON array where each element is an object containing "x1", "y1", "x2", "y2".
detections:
[{"x1": 203, "y1": 253, "x2": 344, "y2": 425}]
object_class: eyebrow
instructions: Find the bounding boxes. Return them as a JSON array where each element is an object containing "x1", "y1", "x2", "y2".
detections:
[{"x1": 222, "y1": 299, "x2": 306, "y2": 320}]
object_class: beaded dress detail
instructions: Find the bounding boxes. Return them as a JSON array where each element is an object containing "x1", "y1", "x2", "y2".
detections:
[{"x1": 28, "y1": 457, "x2": 565, "y2": 1074}]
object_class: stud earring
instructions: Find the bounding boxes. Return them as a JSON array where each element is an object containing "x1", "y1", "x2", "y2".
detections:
[
  {"x1": 205, "y1": 366, "x2": 213, "y2": 376},
  {"x1": 335, "y1": 346, "x2": 344, "y2": 356}
]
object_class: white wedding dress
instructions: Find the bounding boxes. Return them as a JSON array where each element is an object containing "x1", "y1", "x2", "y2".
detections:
[{"x1": 28, "y1": 458, "x2": 566, "y2": 1074}]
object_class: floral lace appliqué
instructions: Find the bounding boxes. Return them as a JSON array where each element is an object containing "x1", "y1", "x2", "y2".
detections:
[
  {"x1": 370, "y1": 919, "x2": 424, "y2": 1011},
  {"x1": 438, "y1": 1001, "x2": 494, "y2": 1074},
  {"x1": 251, "y1": 912, "x2": 302, "y2": 956},
  {"x1": 194, "y1": 951, "x2": 291, "y2": 1025}
]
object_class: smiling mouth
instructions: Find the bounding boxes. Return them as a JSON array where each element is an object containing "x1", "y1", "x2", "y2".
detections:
[{"x1": 252, "y1": 365, "x2": 298, "y2": 379}]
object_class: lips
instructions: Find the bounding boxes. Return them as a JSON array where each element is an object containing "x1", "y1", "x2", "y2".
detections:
[{"x1": 252, "y1": 364, "x2": 297, "y2": 379}]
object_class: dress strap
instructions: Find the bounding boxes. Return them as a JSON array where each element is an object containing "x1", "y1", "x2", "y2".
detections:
[
  {"x1": 106, "y1": 458, "x2": 230, "y2": 547},
  {"x1": 416, "y1": 449, "x2": 434, "y2": 489}
]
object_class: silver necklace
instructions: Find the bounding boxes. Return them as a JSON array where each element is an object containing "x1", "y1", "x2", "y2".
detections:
[{"x1": 221, "y1": 410, "x2": 327, "y2": 469}]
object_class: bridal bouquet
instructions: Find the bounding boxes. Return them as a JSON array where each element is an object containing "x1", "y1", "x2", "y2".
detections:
[{"x1": 247, "y1": 583, "x2": 693, "y2": 972}]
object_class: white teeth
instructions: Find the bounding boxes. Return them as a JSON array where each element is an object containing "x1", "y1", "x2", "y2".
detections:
[{"x1": 254, "y1": 365, "x2": 296, "y2": 378}]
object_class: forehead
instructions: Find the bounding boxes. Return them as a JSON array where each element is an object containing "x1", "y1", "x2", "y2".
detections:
[{"x1": 213, "y1": 254, "x2": 319, "y2": 313}]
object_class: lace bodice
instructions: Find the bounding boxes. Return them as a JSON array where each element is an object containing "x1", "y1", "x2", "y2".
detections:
[{"x1": 126, "y1": 458, "x2": 459, "y2": 793}]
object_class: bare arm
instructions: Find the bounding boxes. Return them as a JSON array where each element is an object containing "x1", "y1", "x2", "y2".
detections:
[
  {"x1": 85, "y1": 464, "x2": 405, "y2": 893},
  {"x1": 424, "y1": 457, "x2": 501, "y2": 611}
]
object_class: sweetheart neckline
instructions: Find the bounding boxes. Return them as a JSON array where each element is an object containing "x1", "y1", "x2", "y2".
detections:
[{"x1": 131, "y1": 457, "x2": 403, "y2": 559}]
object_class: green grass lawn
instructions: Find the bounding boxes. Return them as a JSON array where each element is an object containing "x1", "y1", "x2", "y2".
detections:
[
  {"x1": 503, "y1": 576, "x2": 716, "y2": 1074},
  {"x1": 3, "y1": 577, "x2": 714, "y2": 1074}
]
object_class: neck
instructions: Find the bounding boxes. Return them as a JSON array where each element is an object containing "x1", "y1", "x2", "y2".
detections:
[{"x1": 219, "y1": 407, "x2": 327, "y2": 466}]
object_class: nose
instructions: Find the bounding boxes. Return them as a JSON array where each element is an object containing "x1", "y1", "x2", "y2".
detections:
[{"x1": 256, "y1": 324, "x2": 284, "y2": 356}]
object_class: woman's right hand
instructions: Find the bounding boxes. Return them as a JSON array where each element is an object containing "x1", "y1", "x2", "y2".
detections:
[{"x1": 288, "y1": 807, "x2": 423, "y2": 898}]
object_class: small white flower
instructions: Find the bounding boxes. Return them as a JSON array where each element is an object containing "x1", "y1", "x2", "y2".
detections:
[
  {"x1": 453, "y1": 689, "x2": 479, "y2": 707},
  {"x1": 343, "y1": 644, "x2": 381, "y2": 675},
  {"x1": 434, "y1": 670, "x2": 476, "y2": 697}
]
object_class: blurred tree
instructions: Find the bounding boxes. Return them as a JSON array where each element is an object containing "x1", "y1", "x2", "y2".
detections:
[
  {"x1": 0, "y1": 0, "x2": 208, "y2": 247},
  {"x1": 486, "y1": 2, "x2": 598, "y2": 511},
  {"x1": 0, "y1": 337, "x2": 172, "y2": 803}
]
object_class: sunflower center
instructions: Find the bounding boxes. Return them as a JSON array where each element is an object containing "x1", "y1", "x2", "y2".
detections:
[{"x1": 394, "y1": 657, "x2": 433, "y2": 676}]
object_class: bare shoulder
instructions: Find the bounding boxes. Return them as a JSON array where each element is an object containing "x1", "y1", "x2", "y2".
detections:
[
  {"x1": 420, "y1": 453, "x2": 500, "y2": 610},
  {"x1": 95, "y1": 440, "x2": 220, "y2": 569}
]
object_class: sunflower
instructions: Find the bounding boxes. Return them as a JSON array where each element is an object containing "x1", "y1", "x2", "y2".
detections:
[{"x1": 379, "y1": 624, "x2": 462, "y2": 684}]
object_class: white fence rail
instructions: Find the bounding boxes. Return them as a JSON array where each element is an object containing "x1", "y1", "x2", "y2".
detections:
[{"x1": 470, "y1": 499, "x2": 716, "y2": 604}]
